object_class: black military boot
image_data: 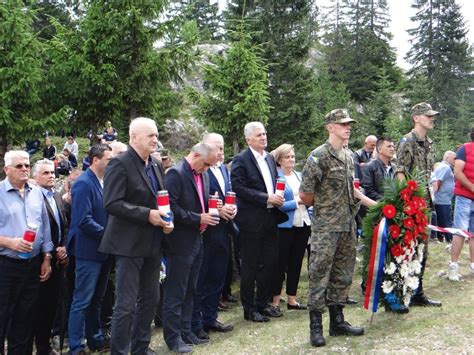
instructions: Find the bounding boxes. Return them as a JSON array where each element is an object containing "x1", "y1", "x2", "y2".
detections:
[
  {"x1": 328, "y1": 305, "x2": 364, "y2": 336},
  {"x1": 309, "y1": 311, "x2": 326, "y2": 347}
]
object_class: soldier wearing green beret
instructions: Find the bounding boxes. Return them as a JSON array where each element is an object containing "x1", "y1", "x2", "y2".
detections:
[
  {"x1": 299, "y1": 108, "x2": 365, "y2": 347},
  {"x1": 395, "y1": 102, "x2": 442, "y2": 308}
]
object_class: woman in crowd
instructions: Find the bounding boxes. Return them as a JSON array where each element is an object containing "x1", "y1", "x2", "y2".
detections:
[{"x1": 271, "y1": 144, "x2": 311, "y2": 311}]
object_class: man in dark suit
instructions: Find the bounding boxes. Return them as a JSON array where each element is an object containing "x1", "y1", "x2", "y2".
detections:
[
  {"x1": 99, "y1": 117, "x2": 173, "y2": 355},
  {"x1": 231, "y1": 121, "x2": 285, "y2": 322},
  {"x1": 191, "y1": 133, "x2": 237, "y2": 339},
  {"x1": 27, "y1": 159, "x2": 68, "y2": 355},
  {"x1": 67, "y1": 144, "x2": 113, "y2": 355},
  {"x1": 162, "y1": 142, "x2": 219, "y2": 353}
]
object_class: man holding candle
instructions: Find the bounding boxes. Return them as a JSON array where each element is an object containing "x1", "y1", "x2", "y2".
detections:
[
  {"x1": 191, "y1": 133, "x2": 237, "y2": 339},
  {"x1": 231, "y1": 122, "x2": 287, "y2": 322},
  {"x1": 100, "y1": 117, "x2": 172, "y2": 355},
  {"x1": 163, "y1": 142, "x2": 219, "y2": 353},
  {"x1": 0, "y1": 150, "x2": 53, "y2": 354}
]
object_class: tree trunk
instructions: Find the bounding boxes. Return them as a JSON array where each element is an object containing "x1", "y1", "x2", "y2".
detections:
[{"x1": 0, "y1": 133, "x2": 8, "y2": 179}]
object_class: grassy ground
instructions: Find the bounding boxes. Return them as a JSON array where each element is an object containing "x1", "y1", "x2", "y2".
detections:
[{"x1": 150, "y1": 240, "x2": 474, "y2": 354}]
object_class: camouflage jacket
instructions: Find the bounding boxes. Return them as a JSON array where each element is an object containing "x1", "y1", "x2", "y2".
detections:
[
  {"x1": 300, "y1": 141, "x2": 359, "y2": 233},
  {"x1": 395, "y1": 130, "x2": 435, "y2": 181}
]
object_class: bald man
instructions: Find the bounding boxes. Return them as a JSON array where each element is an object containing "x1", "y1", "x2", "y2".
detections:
[{"x1": 100, "y1": 117, "x2": 173, "y2": 355}]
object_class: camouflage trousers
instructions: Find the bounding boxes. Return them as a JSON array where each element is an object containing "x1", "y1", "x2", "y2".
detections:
[{"x1": 308, "y1": 231, "x2": 356, "y2": 312}]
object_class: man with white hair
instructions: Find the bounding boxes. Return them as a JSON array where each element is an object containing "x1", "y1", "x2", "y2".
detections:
[
  {"x1": 100, "y1": 117, "x2": 173, "y2": 355},
  {"x1": 162, "y1": 142, "x2": 219, "y2": 353},
  {"x1": 432, "y1": 151, "x2": 456, "y2": 243},
  {"x1": 231, "y1": 122, "x2": 286, "y2": 323},
  {"x1": 0, "y1": 150, "x2": 53, "y2": 354},
  {"x1": 27, "y1": 159, "x2": 68, "y2": 355}
]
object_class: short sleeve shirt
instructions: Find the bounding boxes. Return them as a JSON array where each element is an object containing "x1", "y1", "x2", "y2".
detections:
[
  {"x1": 300, "y1": 141, "x2": 359, "y2": 233},
  {"x1": 432, "y1": 161, "x2": 454, "y2": 205}
]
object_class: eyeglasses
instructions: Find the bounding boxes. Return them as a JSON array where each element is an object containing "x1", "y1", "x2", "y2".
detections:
[{"x1": 12, "y1": 164, "x2": 31, "y2": 169}]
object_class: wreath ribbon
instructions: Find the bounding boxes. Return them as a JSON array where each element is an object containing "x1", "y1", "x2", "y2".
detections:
[{"x1": 364, "y1": 217, "x2": 388, "y2": 313}]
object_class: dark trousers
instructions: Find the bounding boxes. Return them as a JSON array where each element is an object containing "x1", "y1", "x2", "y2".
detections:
[
  {"x1": 192, "y1": 226, "x2": 231, "y2": 331},
  {"x1": 239, "y1": 212, "x2": 279, "y2": 312},
  {"x1": 111, "y1": 247, "x2": 162, "y2": 355},
  {"x1": 26, "y1": 260, "x2": 62, "y2": 355},
  {"x1": 435, "y1": 204, "x2": 453, "y2": 242},
  {"x1": 163, "y1": 242, "x2": 203, "y2": 348},
  {"x1": 272, "y1": 226, "x2": 310, "y2": 296},
  {"x1": 0, "y1": 255, "x2": 41, "y2": 355}
]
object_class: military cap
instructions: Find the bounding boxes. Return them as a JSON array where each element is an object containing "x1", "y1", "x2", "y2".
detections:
[
  {"x1": 325, "y1": 109, "x2": 355, "y2": 124},
  {"x1": 411, "y1": 102, "x2": 439, "y2": 117}
]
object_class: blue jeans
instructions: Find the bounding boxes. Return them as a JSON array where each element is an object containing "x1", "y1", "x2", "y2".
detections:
[
  {"x1": 68, "y1": 258, "x2": 110, "y2": 354},
  {"x1": 453, "y1": 195, "x2": 474, "y2": 232}
]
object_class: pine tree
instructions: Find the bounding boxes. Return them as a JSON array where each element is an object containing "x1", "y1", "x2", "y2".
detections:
[
  {"x1": 44, "y1": 0, "x2": 198, "y2": 134},
  {"x1": 194, "y1": 22, "x2": 270, "y2": 155},
  {"x1": 406, "y1": 0, "x2": 473, "y2": 130}
]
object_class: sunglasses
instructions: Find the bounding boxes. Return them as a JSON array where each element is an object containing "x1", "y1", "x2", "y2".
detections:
[{"x1": 12, "y1": 164, "x2": 31, "y2": 169}]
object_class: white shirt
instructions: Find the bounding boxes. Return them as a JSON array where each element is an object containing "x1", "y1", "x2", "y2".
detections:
[
  {"x1": 249, "y1": 147, "x2": 274, "y2": 207},
  {"x1": 64, "y1": 141, "x2": 79, "y2": 156},
  {"x1": 210, "y1": 164, "x2": 226, "y2": 195},
  {"x1": 285, "y1": 172, "x2": 311, "y2": 227}
]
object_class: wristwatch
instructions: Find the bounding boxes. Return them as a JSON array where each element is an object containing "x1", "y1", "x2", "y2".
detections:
[{"x1": 44, "y1": 253, "x2": 52, "y2": 259}]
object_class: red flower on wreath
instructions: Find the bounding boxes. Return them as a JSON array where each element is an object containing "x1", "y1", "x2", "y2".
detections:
[
  {"x1": 391, "y1": 244, "x2": 404, "y2": 257},
  {"x1": 407, "y1": 180, "x2": 418, "y2": 191},
  {"x1": 404, "y1": 202, "x2": 418, "y2": 216},
  {"x1": 389, "y1": 225, "x2": 401, "y2": 239},
  {"x1": 412, "y1": 196, "x2": 427, "y2": 208},
  {"x1": 403, "y1": 230, "x2": 414, "y2": 246},
  {"x1": 403, "y1": 217, "x2": 415, "y2": 229},
  {"x1": 400, "y1": 188, "x2": 412, "y2": 202},
  {"x1": 382, "y1": 204, "x2": 397, "y2": 219},
  {"x1": 420, "y1": 233, "x2": 428, "y2": 241}
]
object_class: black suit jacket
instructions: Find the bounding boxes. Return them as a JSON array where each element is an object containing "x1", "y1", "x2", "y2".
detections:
[
  {"x1": 164, "y1": 158, "x2": 210, "y2": 256},
  {"x1": 43, "y1": 191, "x2": 68, "y2": 250},
  {"x1": 99, "y1": 147, "x2": 165, "y2": 257},
  {"x1": 231, "y1": 148, "x2": 287, "y2": 232}
]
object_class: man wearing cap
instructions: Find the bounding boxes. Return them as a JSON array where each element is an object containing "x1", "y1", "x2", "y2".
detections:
[
  {"x1": 299, "y1": 109, "x2": 364, "y2": 347},
  {"x1": 395, "y1": 102, "x2": 442, "y2": 307}
]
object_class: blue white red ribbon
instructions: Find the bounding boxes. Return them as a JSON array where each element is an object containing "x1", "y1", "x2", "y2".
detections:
[{"x1": 364, "y1": 217, "x2": 388, "y2": 313}]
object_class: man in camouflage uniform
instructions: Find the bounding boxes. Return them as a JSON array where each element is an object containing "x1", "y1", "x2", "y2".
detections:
[
  {"x1": 395, "y1": 102, "x2": 442, "y2": 307},
  {"x1": 299, "y1": 109, "x2": 364, "y2": 347}
]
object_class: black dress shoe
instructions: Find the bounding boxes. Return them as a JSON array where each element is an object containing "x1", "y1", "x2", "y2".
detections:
[
  {"x1": 410, "y1": 294, "x2": 442, "y2": 307},
  {"x1": 193, "y1": 329, "x2": 210, "y2": 340},
  {"x1": 223, "y1": 294, "x2": 238, "y2": 303},
  {"x1": 260, "y1": 306, "x2": 282, "y2": 318},
  {"x1": 168, "y1": 339, "x2": 193, "y2": 353},
  {"x1": 345, "y1": 297, "x2": 358, "y2": 305},
  {"x1": 203, "y1": 320, "x2": 234, "y2": 332},
  {"x1": 218, "y1": 300, "x2": 230, "y2": 311},
  {"x1": 244, "y1": 310, "x2": 270, "y2": 322},
  {"x1": 182, "y1": 332, "x2": 209, "y2": 346},
  {"x1": 287, "y1": 302, "x2": 307, "y2": 310}
]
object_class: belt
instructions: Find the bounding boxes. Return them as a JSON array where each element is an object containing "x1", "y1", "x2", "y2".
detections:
[{"x1": 0, "y1": 254, "x2": 41, "y2": 264}]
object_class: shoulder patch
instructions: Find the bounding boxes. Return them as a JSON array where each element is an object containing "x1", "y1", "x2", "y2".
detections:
[
  {"x1": 310, "y1": 155, "x2": 318, "y2": 163},
  {"x1": 400, "y1": 137, "x2": 408, "y2": 143}
]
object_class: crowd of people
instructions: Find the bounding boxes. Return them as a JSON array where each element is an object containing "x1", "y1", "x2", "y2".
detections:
[{"x1": 1, "y1": 103, "x2": 473, "y2": 354}]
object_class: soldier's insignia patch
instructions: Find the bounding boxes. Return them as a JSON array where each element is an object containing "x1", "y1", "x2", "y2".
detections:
[
  {"x1": 400, "y1": 137, "x2": 407, "y2": 143},
  {"x1": 310, "y1": 155, "x2": 318, "y2": 163}
]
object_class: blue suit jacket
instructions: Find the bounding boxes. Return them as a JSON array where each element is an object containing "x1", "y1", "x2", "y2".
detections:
[
  {"x1": 164, "y1": 158, "x2": 210, "y2": 256},
  {"x1": 276, "y1": 169, "x2": 302, "y2": 229},
  {"x1": 67, "y1": 168, "x2": 108, "y2": 261},
  {"x1": 205, "y1": 165, "x2": 234, "y2": 234}
]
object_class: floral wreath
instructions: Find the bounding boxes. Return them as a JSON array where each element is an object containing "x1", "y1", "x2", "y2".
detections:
[{"x1": 361, "y1": 173, "x2": 430, "y2": 310}]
